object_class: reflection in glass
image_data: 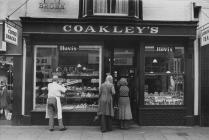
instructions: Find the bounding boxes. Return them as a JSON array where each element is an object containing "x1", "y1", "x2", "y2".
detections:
[{"x1": 144, "y1": 45, "x2": 184, "y2": 105}]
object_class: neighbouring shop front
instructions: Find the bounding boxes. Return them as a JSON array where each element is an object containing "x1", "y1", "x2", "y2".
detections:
[
  {"x1": 0, "y1": 21, "x2": 23, "y2": 125},
  {"x1": 200, "y1": 23, "x2": 209, "y2": 126},
  {"x1": 21, "y1": 17, "x2": 197, "y2": 126}
]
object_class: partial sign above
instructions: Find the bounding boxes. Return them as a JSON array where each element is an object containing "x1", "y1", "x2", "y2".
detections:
[
  {"x1": 39, "y1": 0, "x2": 65, "y2": 9},
  {"x1": 4, "y1": 22, "x2": 18, "y2": 46},
  {"x1": 0, "y1": 41, "x2": 6, "y2": 52},
  {"x1": 201, "y1": 27, "x2": 209, "y2": 47}
]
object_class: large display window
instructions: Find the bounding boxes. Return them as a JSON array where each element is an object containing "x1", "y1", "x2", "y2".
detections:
[
  {"x1": 34, "y1": 44, "x2": 102, "y2": 111},
  {"x1": 144, "y1": 45, "x2": 184, "y2": 105}
]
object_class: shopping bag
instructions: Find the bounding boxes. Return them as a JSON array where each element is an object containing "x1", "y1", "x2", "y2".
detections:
[{"x1": 6, "y1": 112, "x2": 12, "y2": 120}]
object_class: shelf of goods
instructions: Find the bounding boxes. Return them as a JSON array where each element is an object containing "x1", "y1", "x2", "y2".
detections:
[{"x1": 36, "y1": 72, "x2": 100, "y2": 112}]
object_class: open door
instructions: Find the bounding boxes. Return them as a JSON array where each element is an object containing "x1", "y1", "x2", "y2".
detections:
[{"x1": 112, "y1": 48, "x2": 138, "y2": 121}]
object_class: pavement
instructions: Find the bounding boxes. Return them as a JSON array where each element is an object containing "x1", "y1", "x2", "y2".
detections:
[{"x1": 0, "y1": 125, "x2": 209, "y2": 140}]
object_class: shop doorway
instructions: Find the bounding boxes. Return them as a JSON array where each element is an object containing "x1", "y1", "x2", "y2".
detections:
[
  {"x1": 112, "y1": 48, "x2": 138, "y2": 122},
  {"x1": 0, "y1": 56, "x2": 13, "y2": 124}
]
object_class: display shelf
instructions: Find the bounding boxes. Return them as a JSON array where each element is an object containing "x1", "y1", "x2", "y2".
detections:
[
  {"x1": 144, "y1": 93, "x2": 184, "y2": 105},
  {"x1": 34, "y1": 104, "x2": 98, "y2": 112},
  {"x1": 145, "y1": 72, "x2": 184, "y2": 76},
  {"x1": 66, "y1": 74, "x2": 99, "y2": 77},
  {"x1": 35, "y1": 69, "x2": 100, "y2": 111},
  {"x1": 64, "y1": 96, "x2": 99, "y2": 99},
  {"x1": 66, "y1": 89, "x2": 98, "y2": 92}
]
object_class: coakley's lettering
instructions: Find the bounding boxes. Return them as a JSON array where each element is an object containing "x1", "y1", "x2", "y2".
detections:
[
  {"x1": 63, "y1": 25, "x2": 159, "y2": 34},
  {"x1": 125, "y1": 26, "x2": 134, "y2": 33},
  {"x1": 84, "y1": 25, "x2": 96, "y2": 33},
  {"x1": 74, "y1": 25, "x2": 83, "y2": 32},
  {"x1": 63, "y1": 25, "x2": 71, "y2": 32},
  {"x1": 150, "y1": 27, "x2": 159, "y2": 34},
  {"x1": 99, "y1": 26, "x2": 110, "y2": 33},
  {"x1": 113, "y1": 26, "x2": 123, "y2": 33},
  {"x1": 136, "y1": 27, "x2": 148, "y2": 33}
]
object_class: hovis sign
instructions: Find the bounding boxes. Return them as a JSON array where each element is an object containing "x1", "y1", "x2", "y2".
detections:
[{"x1": 4, "y1": 22, "x2": 18, "y2": 46}]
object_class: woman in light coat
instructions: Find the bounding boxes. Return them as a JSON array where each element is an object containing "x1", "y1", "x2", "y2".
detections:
[
  {"x1": 97, "y1": 75, "x2": 115, "y2": 132},
  {"x1": 45, "y1": 75, "x2": 67, "y2": 131}
]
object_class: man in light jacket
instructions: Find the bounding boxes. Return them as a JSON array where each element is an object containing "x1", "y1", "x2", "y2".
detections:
[{"x1": 45, "y1": 75, "x2": 67, "y2": 131}]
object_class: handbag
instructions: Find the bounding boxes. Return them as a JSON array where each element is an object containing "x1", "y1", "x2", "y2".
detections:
[{"x1": 114, "y1": 106, "x2": 119, "y2": 120}]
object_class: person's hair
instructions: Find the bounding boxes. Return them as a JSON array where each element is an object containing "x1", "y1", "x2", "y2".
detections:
[
  {"x1": 119, "y1": 78, "x2": 128, "y2": 86},
  {"x1": 105, "y1": 75, "x2": 113, "y2": 84},
  {"x1": 52, "y1": 75, "x2": 59, "y2": 82}
]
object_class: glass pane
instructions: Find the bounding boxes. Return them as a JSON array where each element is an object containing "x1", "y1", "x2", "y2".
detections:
[
  {"x1": 0, "y1": 56, "x2": 13, "y2": 120},
  {"x1": 93, "y1": 0, "x2": 128, "y2": 15},
  {"x1": 35, "y1": 47, "x2": 57, "y2": 109},
  {"x1": 114, "y1": 48, "x2": 134, "y2": 66},
  {"x1": 35, "y1": 45, "x2": 101, "y2": 112},
  {"x1": 144, "y1": 45, "x2": 184, "y2": 105}
]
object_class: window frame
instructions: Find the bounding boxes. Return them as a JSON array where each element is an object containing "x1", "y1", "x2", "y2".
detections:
[
  {"x1": 143, "y1": 44, "x2": 185, "y2": 106},
  {"x1": 33, "y1": 44, "x2": 103, "y2": 110},
  {"x1": 79, "y1": 0, "x2": 143, "y2": 20}
]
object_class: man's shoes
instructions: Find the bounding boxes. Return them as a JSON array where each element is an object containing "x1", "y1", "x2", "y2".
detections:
[
  {"x1": 101, "y1": 130, "x2": 107, "y2": 133},
  {"x1": 59, "y1": 127, "x2": 67, "y2": 131},
  {"x1": 49, "y1": 129, "x2": 54, "y2": 132}
]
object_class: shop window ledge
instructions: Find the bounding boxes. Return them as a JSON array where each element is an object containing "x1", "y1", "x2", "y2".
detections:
[{"x1": 139, "y1": 106, "x2": 186, "y2": 110}]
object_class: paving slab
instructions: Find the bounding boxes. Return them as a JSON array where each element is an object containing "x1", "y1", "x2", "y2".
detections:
[{"x1": 1, "y1": 125, "x2": 209, "y2": 140}]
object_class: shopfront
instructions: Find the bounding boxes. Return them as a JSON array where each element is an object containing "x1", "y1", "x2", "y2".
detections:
[
  {"x1": 200, "y1": 23, "x2": 209, "y2": 126},
  {"x1": 21, "y1": 17, "x2": 197, "y2": 126},
  {"x1": 0, "y1": 21, "x2": 23, "y2": 125}
]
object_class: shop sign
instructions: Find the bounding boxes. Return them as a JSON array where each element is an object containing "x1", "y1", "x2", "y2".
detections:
[
  {"x1": 63, "y1": 24, "x2": 159, "y2": 35},
  {"x1": 0, "y1": 41, "x2": 6, "y2": 52},
  {"x1": 156, "y1": 47, "x2": 173, "y2": 52},
  {"x1": 4, "y1": 22, "x2": 18, "y2": 46},
  {"x1": 39, "y1": 0, "x2": 65, "y2": 9},
  {"x1": 59, "y1": 44, "x2": 79, "y2": 52},
  {"x1": 201, "y1": 27, "x2": 209, "y2": 46}
]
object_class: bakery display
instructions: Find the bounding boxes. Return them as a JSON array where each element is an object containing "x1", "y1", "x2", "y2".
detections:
[{"x1": 36, "y1": 65, "x2": 100, "y2": 112}]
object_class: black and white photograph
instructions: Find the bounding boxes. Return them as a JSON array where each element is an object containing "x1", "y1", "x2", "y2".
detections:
[{"x1": 0, "y1": 0, "x2": 209, "y2": 139}]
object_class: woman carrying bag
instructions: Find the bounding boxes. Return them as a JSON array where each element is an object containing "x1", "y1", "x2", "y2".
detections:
[{"x1": 97, "y1": 75, "x2": 115, "y2": 132}]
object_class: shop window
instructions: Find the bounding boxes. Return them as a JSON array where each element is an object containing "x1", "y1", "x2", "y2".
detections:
[
  {"x1": 144, "y1": 45, "x2": 184, "y2": 105},
  {"x1": 81, "y1": 0, "x2": 142, "y2": 19},
  {"x1": 34, "y1": 44, "x2": 102, "y2": 111},
  {"x1": 0, "y1": 56, "x2": 13, "y2": 120}
]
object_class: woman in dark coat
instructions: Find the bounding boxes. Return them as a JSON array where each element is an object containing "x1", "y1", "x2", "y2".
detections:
[
  {"x1": 97, "y1": 75, "x2": 115, "y2": 132},
  {"x1": 117, "y1": 78, "x2": 132, "y2": 129},
  {"x1": 0, "y1": 81, "x2": 11, "y2": 120}
]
